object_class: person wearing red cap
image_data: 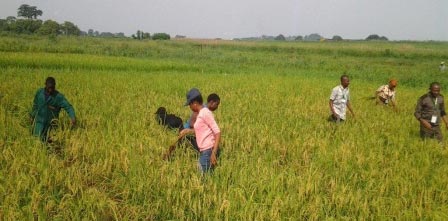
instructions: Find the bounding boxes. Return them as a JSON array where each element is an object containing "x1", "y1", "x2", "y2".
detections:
[{"x1": 376, "y1": 79, "x2": 398, "y2": 108}]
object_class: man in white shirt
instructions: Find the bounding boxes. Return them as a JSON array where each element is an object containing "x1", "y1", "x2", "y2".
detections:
[{"x1": 329, "y1": 75, "x2": 355, "y2": 122}]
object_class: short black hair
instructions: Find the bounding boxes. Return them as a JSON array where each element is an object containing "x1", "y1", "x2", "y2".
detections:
[
  {"x1": 190, "y1": 94, "x2": 203, "y2": 105},
  {"x1": 45, "y1": 77, "x2": 56, "y2": 86},
  {"x1": 430, "y1": 82, "x2": 441, "y2": 89},
  {"x1": 340, "y1": 74, "x2": 349, "y2": 81},
  {"x1": 207, "y1": 93, "x2": 220, "y2": 103}
]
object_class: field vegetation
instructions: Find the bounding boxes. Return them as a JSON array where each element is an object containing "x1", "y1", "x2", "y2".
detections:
[{"x1": 1, "y1": 35, "x2": 448, "y2": 220}]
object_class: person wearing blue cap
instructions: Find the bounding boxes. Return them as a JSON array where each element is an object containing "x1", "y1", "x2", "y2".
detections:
[{"x1": 163, "y1": 88, "x2": 221, "y2": 159}]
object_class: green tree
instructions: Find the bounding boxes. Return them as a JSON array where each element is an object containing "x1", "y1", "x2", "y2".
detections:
[
  {"x1": 17, "y1": 4, "x2": 43, "y2": 19},
  {"x1": 61, "y1": 21, "x2": 80, "y2": 36},
  {"x1": 11, "y1": 19, "x2": 42, "y2": 34},
  {"x1": 275, "y1": 34, "x2": 286, "y2": 41},
  {"x1": 37, "y1": 20, "x2": 60, "y2": 35},
  {"x1": 332, "y1": 35, "x2": 343, "y2": 41},
  {"x1": 152, "y1": 33, "x2": 170, "y2": 40},
  {"x1": 6, "y1": 16, "x2": 16, "y2": 24}
]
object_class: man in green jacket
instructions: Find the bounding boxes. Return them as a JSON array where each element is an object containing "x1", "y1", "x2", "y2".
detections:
[{"x1": 30, "y1": 77, "x2": 76, "y2": 141}]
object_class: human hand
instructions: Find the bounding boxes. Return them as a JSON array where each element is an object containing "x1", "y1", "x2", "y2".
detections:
[
  {"x1": 420, "y1": 119, "x2": 432, "y2": 130},
  {"x1": 71, "y1": 118, "x2": 76, "y2": 128},
  {"x1": 210, "y1": 151, "x2": 218, "y2": 167}
]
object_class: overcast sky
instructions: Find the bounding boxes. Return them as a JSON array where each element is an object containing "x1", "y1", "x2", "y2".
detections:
[{"x1": 1, "y1": 0, "x2": 447, "y2": 41}]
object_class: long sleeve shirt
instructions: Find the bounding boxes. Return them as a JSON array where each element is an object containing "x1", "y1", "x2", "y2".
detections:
[
  {"x1": 414, "y1": 92, "x2": 446, "y2": 125},
  {"x1": 31, "y1": 88, "x2": 75, "y2": 125},
  {"x1": 193, "y1": 107, "x2": 220, "y2": 152}
]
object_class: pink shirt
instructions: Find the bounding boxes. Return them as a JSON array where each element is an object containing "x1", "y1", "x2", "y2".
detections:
[{"x1": 194, "y1": 107, "x2": 220, "y2": 152}]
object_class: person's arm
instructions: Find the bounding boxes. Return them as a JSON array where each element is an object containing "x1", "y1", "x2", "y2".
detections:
[
  {"x1": 346, "y1": 101, "x2": 355, "y2": 117},
  {"x1": 375, "y1": 86, "x2": 383, "y2": 105},
  {"x1": 440, "y1": 98, "x2": 448, "y2": 130},
  {"x1": 178, "y1": 128, "x2": 194, "y2": 138},
  {"x1": 210, "y1": 132, "x2": 221, "y2": 166},
  {"x1": 414, "y1": 97, "x2": 432, "y2": 130},
  {"x1": 59, "y1": 95, "x2": 76, "y2": 125},
  {"x1": 204, "y1": 111, "x2": 221, "y2": 166},
  {"x1": 329, "y1": 99, "x2": 339, "y2": 119},
  {"x1": 30, "y1": 90, "x2": 39, "y2": 123}
]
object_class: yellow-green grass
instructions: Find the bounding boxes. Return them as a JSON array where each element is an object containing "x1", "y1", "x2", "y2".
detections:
[{"x1": 1, "y1": 36, "x2": 448, "y2": 220}]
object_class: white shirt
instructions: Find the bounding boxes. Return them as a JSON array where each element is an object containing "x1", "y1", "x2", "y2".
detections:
[{"x1": 330, "y1": 85, "x2": 350, "y2": 120}]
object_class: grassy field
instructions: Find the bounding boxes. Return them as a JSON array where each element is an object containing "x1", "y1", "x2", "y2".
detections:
[{"x1": 1, "y1": 35, "x2": 448, "y2": 220}]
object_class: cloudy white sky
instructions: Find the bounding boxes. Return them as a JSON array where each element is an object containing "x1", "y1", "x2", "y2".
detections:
[{"x1": 1, "y1": 0, "x2": 447, "y2": 40}]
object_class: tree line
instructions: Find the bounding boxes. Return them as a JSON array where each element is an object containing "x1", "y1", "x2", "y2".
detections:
[
  {"x1": 0, "y1": 4, "x2": 171, "y2": 40},
  {"x1": 236, "y1": 33, "x2": 389, "y2": 42},
  {"x1": 0, "y1": 4, "x2": 80, "y2": 36}
]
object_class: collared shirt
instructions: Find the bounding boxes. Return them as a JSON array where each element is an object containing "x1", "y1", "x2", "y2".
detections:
[
  {"x1": 414, "y1": 92, "x2": 446, "y2": 125},
  {"x1": 376, "y1": 85, "x2": 395, "y2": 101},
  {"x1": 31, "y1": 88, "x2": 75, "y2": 124},
  {"x1": 194, "y1": 107, "x2": 220, "y2": 152},
  {"x1": 330, "y1": 85, "x2": 350, "y2": 120}
]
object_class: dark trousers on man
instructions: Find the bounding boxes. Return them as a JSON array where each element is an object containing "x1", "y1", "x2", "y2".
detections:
[{"x1": 420, "y1": 124, "x2": 443, "y2": 142}]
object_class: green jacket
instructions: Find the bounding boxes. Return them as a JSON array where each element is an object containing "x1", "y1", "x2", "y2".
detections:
[{"x1": 31, "y1": 88, "x2": 75, "y2": 125}]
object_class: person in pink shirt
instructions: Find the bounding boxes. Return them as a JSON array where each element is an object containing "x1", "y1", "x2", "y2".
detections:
[{"x1": 185, "y1": 88, "x2": 221, "y2": 173}]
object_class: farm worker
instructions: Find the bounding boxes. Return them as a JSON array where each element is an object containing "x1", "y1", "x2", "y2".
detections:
[
  {"x1": 375, "y1": 79, "x2": 398, "y2": 108},
  {"x1": 30, "y1": 77, "x2": 76, "y2": 141},
  {"x1": 185, "y1": 88, "x2": 221, "y2": 173},
  {"x1": 181, "y1": 93, "x2": 221, "y2": 150},
  {"x1": 163, "y1": 90, "x2": 221, "y2": 160},
  {"x1": 440, "y1": 62, "x2": 446, "y2": 72},
  {"x1": 414, "y1": 82, "x2": 448, "y2": 141},
  {"x1": 329, "y1": 74, "x2": 355, "y2": 122}
]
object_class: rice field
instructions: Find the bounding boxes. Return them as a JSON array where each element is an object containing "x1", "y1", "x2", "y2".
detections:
[{"x1": 1, "y1": 35, "x2": 448, "y2": 220}]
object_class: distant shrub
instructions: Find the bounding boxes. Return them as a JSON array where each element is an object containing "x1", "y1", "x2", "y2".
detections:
[{"x1": 152, "y1": 33, "x2": 170, "y2": 40}]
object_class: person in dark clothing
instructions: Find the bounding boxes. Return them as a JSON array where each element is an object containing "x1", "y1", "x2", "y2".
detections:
[
  {"x1": 414, "y1": 82, "x2": 448, "y2": 141},
  {"x1": 30, "y1": 77, "x2": 76, "y2": 141}
]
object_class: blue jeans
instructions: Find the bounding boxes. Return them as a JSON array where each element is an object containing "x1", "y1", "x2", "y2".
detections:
[{"x1": 199, "y1": 148, "x2": 221, "y2": 173}]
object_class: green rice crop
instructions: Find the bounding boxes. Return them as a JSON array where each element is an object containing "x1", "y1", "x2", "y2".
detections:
[{"x1": 1, "y1": 36, "x2": 448, "y2": 220}]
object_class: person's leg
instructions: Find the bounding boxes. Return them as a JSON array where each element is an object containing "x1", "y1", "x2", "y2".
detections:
[
  {"x1": 420, "y1": 125, "x2": 435, "y2": 140},
  {"x1": 33, "y1": 122, "x2": 50, "y2": 141},
  {"x1": 199, "y1": 148, "x2": 212, "y2": 173},
  {"x1": 433, "y1": 126, "x2": 443, "y2": 142}
]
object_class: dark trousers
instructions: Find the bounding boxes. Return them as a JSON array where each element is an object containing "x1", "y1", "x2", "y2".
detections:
[{"x1": 420, "y1": 124, "x2": 443, "y2": 141}]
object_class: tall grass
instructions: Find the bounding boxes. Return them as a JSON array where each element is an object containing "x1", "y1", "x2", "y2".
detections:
[{"x1": 1, "y1": 36, "x2": 448, "y2": 220}]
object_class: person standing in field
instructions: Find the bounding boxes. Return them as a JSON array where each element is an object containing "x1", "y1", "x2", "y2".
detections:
[
  {"x1": 180, "y1": 92, "x2": 221, "y2": 150},
  {"x1": 184, "y1": 88, "x2": 221, "y2": 173},
  {"x1": 163, "y1": 90, "x2": 221, "y2": 160},
  {"x1": 375, "y1": 79, "x2": 398, "y2": 108},
  {"x1": 414, "y1": 82, "x2": 448, "y2": 141},
  {"x1": 329, "y1": 74, "x2": 355, "y2": 122},
  {"x1": 30, "y1": 77, "x2": 76, "y2": 141}
]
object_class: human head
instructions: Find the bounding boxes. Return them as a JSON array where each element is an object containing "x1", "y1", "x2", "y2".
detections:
[
  {"x1": 207, "y1": 93, "x2": 220, "y2": 111},
  {"x1": 45, "y1": 77, "x2": 56, "y2": 95},
  {"x1": 188, "y1": 94, "x2": 203, "y2": 112},
  {"x1": 429, "y1": 82, "x2": 441, "y2": 97},
  {"x1": 185, "y1": 88, "x2": 201, "y2": 106},
  {"x1": 389, "y1": 79, "x2": 398, "y2": 90},
  {"x1": 340, "y1": 74, "x2": 350, "y2": 88}
]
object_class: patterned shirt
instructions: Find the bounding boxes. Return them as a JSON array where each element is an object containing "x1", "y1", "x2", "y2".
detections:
[
  {"x1": 376, "y1": 85, "x2": 396, "y2": 101},
  {"x1": 330, "y1": 85, "x2": 350, "y2": 120}
]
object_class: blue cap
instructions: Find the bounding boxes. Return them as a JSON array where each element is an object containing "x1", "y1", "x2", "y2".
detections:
[{"x1": 185, "y1": 88, "x2": 201, "y2": 106}]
